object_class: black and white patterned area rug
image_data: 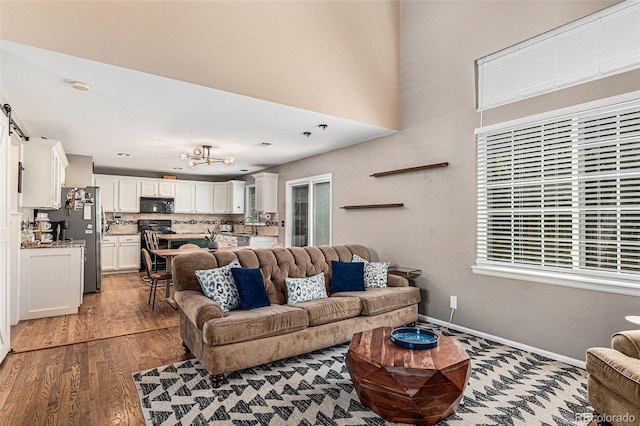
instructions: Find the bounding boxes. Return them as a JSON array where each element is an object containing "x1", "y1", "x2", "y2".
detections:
[{"x1": 132, "y1": 326, "x2": 593, "y2": 426}]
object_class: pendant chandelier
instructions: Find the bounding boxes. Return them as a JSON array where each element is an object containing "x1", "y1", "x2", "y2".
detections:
[{"x1": 179, "y1": 145, "x2": 235, "y2": 169}]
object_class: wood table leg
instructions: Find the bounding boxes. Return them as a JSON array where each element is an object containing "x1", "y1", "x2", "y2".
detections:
[{"x1": 164, "y1": 257, "x2": 178, "y2": 309}]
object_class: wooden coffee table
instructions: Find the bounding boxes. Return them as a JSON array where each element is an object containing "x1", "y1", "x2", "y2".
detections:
[{"x1": 345, "y1": 327, "x2": 470, "y2": 425}]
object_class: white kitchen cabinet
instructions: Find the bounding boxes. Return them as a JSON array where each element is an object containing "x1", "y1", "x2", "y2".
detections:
[
  {"x1": 174, "y1": 183, "x2": 195, "y2": 213},
  {"x1": 101, "y1": 234, "x2": 140, "y2": 273},
  {"x1": 252, "y1": 172, "x2": 279, "y2": 213},
  {"x1": 228, "y1": 181, "x2": 245, "y2": 214},
  {"x1": 20, "y1": 246, "x2": 84, "y2": 320},
  {"x1": 118, "y1": 178, "x2": 140, "y2": 212},
  {"x1": 94, "y1": 175, "x2": 140, "y2": 212},
  {"x1": 21, "y1": 138, "x2": 69, "y2": 209},
  {"x1": 212, "y1": 183, "x2": 229, "y2": 214},
  {"x1": 101, "y1": 236, "x2": 118, "y2": 272},
  {"x1": 250, "y1": 236, "x2": 278, "y2": 249},
  {"x1": 140, "y1": 179, "x2": 175, "y2": 197},
  {"x1": 195, "y1": 183, "x2": 214, "y2": 213},
  {"x1": 118, "y1": 235, "x2": 141, "y2": 270},
  {"x1": 94, "y1": 175, "x2": 118, "y2": 211},
  {"x1": 213, "y1": 181, "x2": 244, "y2": 214}
]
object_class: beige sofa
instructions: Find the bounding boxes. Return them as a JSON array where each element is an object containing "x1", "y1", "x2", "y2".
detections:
[
  {"x1": 172, "y1": 244, "x2": 420, "y2": 387},
  {"x1": 586, "y1": 330, "x2": 640, "y2": 426}
]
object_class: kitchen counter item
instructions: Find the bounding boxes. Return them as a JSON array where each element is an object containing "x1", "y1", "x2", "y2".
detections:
[{"x1": 21, "y1": 239, "x2": 86, "y2": 249}]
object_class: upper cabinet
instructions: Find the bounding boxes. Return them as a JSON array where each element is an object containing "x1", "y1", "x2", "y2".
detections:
[
  {"x1": 252, "y1": 172, "x2": 279, "y2": 213},
  {"x1": 194, "y1": 183, "x2": 214, "y2": 214},
  {"x1": 174, "y1": 182, "x2": 195, "y2": 213},
  {"x1": 175, "y1": 182, "x2": 214, "y2": 214},
  {"x1": 140, "y1": 179, "x2": 175, "y2": 198},
  {"x1": 213, "y1": 181, "x2": 245, "y2": 214},
  {"x1": 118, "y1": 178, "x2": 140, "y2": 212},
  {"x1": 94, "y1": 175, "x2": 140, "y2": 212},
  {"x1": 95, "y1": 174, "x2": 243, "y2": 215},
  {"x1": 21, "y1": 138, "x2": 69, "y2": 209},
  {"x1": 228, "y1": 180, "x2": 245, "y2": 214}
]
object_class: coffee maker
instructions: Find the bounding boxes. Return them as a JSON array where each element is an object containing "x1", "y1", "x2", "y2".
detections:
[{"x1": 53, "y1": 220, "x2": 70, "y2": 241}]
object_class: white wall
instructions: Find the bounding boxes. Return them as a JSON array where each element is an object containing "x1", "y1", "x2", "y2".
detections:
[{"x1": 263, "y1": 0, "x2": 639, "y2": 361}]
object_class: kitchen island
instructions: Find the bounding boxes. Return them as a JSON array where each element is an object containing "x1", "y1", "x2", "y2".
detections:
[{"x1": 19, "y1": 240, "x2": 85, "y2": 320}]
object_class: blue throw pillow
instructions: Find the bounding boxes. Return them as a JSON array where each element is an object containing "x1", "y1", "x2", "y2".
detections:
[
  {"x1": 230, "y1": 268, "x2": 271, "y2": 310},
  {"x1": 330, "y1": 261, "x2": 365, "y2": 292}
]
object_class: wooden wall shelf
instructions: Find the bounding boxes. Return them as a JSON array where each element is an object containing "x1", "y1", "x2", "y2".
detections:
[
  {"x1": 340, "y1": 203, "x2": 404, "y2": 210},
  {"x1": 370, "y1": 162, "x2": 449, "y2": 177}
]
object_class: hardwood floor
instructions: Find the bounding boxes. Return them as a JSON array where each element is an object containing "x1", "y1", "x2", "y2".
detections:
[{"x1": 0, "y1": 272, "x2": 193, "y2": 425}]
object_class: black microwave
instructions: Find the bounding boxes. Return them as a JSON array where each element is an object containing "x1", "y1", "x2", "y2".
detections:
[{"x1": 140, "y1": 197, "x2": 174, "y2": 214}]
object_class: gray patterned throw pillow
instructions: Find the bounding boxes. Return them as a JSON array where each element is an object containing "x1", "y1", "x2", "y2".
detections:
[
  {"x1": 352, "y1": 253, "x2": 389, "y2": 288},
  {"x1": 285, "y1": 272, "x2": 328, "y2": 304},
  {"x1": 195, "y1": 259, "x2": 241, "y2": 312}
]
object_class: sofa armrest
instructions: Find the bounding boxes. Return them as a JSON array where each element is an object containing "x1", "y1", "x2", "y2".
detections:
[
  {"x1": 387, "y1": 273, "x2": 409, "y2": 287},
  {"x1": 174, "y1": 290, "x2": 224, "y2": 329},
  {"x1": 613, "y1": 330, "x2": 640, "y2": 359},
  {"x1": 587, "y1": 347, "x2": 640, "y2": 406}
]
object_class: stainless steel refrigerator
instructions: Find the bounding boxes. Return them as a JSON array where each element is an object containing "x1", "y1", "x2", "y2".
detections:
[{"x1": 46, "y1": 186, "x2": 102, "y2": 293}]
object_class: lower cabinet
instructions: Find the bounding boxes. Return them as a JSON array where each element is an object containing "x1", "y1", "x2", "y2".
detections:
[
  {"x1": 102, "y1": 234, "x2": 141, "y2": 273},
  {"x1": 19, "y1": 246, "x2": 84, "y2": 320},
  {"x1": 250, "y1": 236, "x2": 278, "y2": 249}
]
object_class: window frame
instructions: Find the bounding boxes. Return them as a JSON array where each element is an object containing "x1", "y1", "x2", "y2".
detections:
[
  {"x1": 473, "y1": 91, "x2": 640, "y2": 297},
  {"x1": 244, "y1": 184, "x2": 264, "y2": 224},
  {"x1": 285, "y1": 173, "x2": 332, "y2": 247}
]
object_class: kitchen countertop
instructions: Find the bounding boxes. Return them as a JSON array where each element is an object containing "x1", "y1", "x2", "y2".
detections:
[{"x1": 21, "y1": 239, "x2": 86, "y2": 249}]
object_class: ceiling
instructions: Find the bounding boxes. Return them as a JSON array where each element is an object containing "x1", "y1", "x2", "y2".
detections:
[{"x1": 0, "y1": 40, "x2": 395, "y2": 177}]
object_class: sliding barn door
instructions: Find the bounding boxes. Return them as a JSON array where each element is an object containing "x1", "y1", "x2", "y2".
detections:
[{"x1": 0, "y1": 114, "x2": 10, "y2": 364}]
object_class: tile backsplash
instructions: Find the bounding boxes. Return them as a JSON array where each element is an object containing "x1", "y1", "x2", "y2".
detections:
[{"x1": 105, "y1": 212, "x2": 279, "y2": 236}]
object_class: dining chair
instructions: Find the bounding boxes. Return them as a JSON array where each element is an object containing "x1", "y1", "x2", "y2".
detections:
[
  {"x1": 271, "y1": 242, "x2": 284, "y2": 249},
  {"x1": 142, "y1": 248, "x2": 172, "y2": 310},
  {"x1": 144, "y1": 230, "x2": 161, "y2": 272},
  {"x1": 178, "y1": 243, "x2": 200, "y2": 250}
]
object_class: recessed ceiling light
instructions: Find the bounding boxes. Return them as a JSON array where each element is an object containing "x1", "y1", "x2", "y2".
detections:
[
  {"x1": 240, "y1": 169, "x2": 249, "y2": 172},
  {"x1": 173, "y1": 167, "x2": 183, "y2": 170},
  {"x1": 255, "y1": 142, "x2": 272, "y2": 147},
  {"x1": 117, "y1": 152, "x2": 130, "y2": 157},
  {"x1": 69, "y1": 81, "x2": 91, "y2": 91}
]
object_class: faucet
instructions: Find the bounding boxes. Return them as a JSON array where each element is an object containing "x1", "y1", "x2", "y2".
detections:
[{"x1": 245, "y1": 216, "x2": 257, "y2": 235}]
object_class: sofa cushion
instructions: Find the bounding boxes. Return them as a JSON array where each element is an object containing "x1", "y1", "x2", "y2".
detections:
[
  {"x1": 292, "y1": 296, "x2": 362, "y2": 326},
  {"x1": 202, "y1": 304, "x2": 308, "y2": 346},
  {"x1": 231, "y1": 268, "x2": 271, "y2": 310},
  {"x1": 331, "y1": 261, "x2": 364, "y2": 292},
  {"x1": 195, "y1": 259, "x2": 241, "y2": 312},
  {"x1": 285, "y1": 272, "x2": 328, "y2": 304},
  {"x1": 331, "y1": 286, "x2": 421, "y2": 316},
  {"x1": 352, "y1": 253, "x2": 389, "y2": 288}
]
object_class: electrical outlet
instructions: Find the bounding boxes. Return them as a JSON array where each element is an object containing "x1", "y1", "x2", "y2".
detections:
[{"x1": 450, "y1": 295, "x2": 458, "y2": 310}]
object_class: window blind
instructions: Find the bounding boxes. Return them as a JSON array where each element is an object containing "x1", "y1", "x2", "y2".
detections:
[
  {"x1": 476, "y1": 95, "x2": 640, "y2": 287},
  {"x1": 476, "y1": 1, "x2": 640, "y2": 110}
]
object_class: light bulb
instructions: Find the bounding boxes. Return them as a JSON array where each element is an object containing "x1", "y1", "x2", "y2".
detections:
[
  {"x1": 222, "y1": 157, "x2": 235, "y2": 166},
  {"x1": 179, "y1": 153, "x2": 189, "y2": 160},
  {"x1": 189, "y1": 161, "x2": 197, "y2": 169},
  {"x1": 193, "y1": 148, "x2": 202, "y2": 157}
]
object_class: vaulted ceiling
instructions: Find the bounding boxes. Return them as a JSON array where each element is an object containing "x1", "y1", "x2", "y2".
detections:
[{"x1": 0, "y1": 1, "x2": 400, "y2": 176}]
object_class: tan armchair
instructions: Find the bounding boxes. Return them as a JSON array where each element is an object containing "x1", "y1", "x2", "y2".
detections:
[{"x1": 586, "y1": 330, "x2": 640, "y2": 426}]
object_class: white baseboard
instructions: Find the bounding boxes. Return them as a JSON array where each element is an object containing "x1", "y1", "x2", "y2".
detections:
[{"x1": 419, "y1": 314, "x2": 586, "y2": 369}]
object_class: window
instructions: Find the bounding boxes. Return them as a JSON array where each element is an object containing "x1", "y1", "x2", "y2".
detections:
[
  {"x1": 476, "y1": 2, "x2": 640, "y2": 110},
  {"x1": 245, "y1": 185, "x2": 259, "y2": 222},
  {"x1": 474, "y1": 92, "x2": 640, "y2": 296},
  {"x1": 286, "y1": 174, "x2": 331, "y2": 247}
]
